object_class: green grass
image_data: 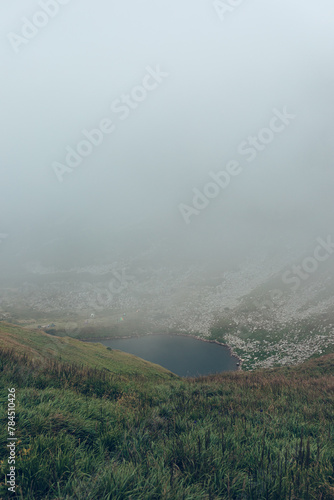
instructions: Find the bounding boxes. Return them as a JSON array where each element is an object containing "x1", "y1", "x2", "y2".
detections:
[
  {"x1": 0, "y1": 323, "x2": 176, "y2": 379},
  {"x1": 0, "y1": 324, "x2": 334, "y2": 499}
]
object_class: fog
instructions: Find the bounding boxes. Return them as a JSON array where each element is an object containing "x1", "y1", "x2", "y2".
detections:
[{"x1": 1, "y1": 0, "x2": 334, "y2": 277}]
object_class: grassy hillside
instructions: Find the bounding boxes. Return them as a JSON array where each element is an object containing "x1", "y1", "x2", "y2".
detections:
[
  {"x1": 0, "y1": 323, "x2": 176, "y2": 379},
  {"x1": 0, "y1": 325, "x2": 334, "y2": 499}
]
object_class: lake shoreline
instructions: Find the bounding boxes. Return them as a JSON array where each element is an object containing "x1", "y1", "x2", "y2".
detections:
[{"x1": 80, "y1": 332, "x2": 243, "y2": 371}]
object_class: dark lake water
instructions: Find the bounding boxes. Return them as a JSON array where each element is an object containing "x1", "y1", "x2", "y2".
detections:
[{"x1": 94, "y1": 334, "x2": 238, "y2": 377}]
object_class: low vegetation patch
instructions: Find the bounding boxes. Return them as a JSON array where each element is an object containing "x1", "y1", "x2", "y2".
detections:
[{"x1": 0, "y1": 325, "x2": 333, "y2": 499}]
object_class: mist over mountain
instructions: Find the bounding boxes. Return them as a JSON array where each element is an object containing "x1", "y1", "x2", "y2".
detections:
[{"x1": 1, "y1": 0, "x2": 334, "y2": 371}]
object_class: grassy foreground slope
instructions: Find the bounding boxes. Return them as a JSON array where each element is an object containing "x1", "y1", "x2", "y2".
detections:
[
  {"x1": 0, "y1": 323, "x2": 175, "y2": 379},
  {"x1": 0, "y1": 325, "x2": 334, "y2": 499}
]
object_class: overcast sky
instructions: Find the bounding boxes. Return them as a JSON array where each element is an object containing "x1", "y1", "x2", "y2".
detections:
[{"x1": 1, "y1": 0, "x2": 333, "y2": 270}]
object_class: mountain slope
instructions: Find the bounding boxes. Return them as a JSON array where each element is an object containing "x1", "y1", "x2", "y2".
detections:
[
  {"x1": 0, "y1": 324, "x2": 334, "y2": 499},
  {"x1": 0, "y1": 323, "x2": 176, "y2": 379}
]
